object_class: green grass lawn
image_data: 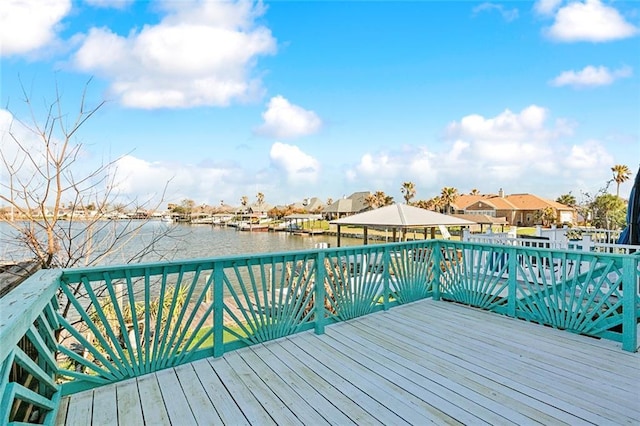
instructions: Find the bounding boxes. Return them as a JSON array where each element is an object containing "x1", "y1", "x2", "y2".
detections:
[{"x1": 189, "y1": 325, "x2": 247, "y2": 349}]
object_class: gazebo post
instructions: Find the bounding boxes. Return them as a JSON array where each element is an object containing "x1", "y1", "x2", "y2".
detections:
[
  {"x1": 392, "y1": 228, "x2": 397, "y2": 242},
  {"x1": 430, "y1": 227, "x2": 436, "y2": 239},
  {"x1": 337, "y1": 225, "x2": 342, "y2": 247},
  {"x1": 363, "y1": 227, "x2": 368, "y2": 245}
]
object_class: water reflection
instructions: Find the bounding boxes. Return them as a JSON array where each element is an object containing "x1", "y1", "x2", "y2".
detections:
[{"x1": 0, "y1": 221, "x2": 365, "y2": 265}]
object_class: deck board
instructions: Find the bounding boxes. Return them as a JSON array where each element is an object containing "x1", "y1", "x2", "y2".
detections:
[
  {"x1": 136, "y1": 374, "x2": 170, "y2": 425},
  {"x1": 59, "y1": 299, "x2": 640, "y2": 425},
  {"x1": 91, "y1": 384, "x2": 116, "y2": 426}
]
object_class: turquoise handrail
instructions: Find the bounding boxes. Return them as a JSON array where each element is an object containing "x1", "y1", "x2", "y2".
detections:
[
  {"x1": 0, "y1": 270, "x2": 62, "y2": 425},
  {"x1": 1, "y1": 240, "x2": 638, "y2": 424}
]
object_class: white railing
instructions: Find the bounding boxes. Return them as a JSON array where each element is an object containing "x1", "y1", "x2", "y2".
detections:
[{"x1": 464, "y1": 228, "x2": 640, "y2": 255}]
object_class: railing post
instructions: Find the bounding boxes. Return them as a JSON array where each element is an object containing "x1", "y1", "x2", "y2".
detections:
[
  {"x1": 213, "y1": 261, "x2": 225, "y2": 357},
  {"x1": 507, "y1": 247, "x2": 517, "y2": 317},
  {"x1": 432, "y1": 242, "x2": 441, "y2": 301},
  {"x1": 382, "y1": 247, "x2": 390, "y2": 310},
  {"x1": 621, "y1": 257, "x2": 637, "y2": 352},
  {"x1": 314, "y1": 251, "x2": 326, "y2": 335}
]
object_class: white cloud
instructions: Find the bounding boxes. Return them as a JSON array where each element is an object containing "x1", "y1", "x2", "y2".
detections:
[
  {"x1": 346, "y1": 147, "x2": 438, "y2": 192},
  {"x1": 343, "y1": 106, "x2": 582, "y2": 197},
  {"x1": 550, "y1": 65, "x2": 632, "y2": 88},
  {"x1": 269, "y1": 142, "x2": 320, "y2": 184},
  {"x1": 256, "y1": 96, "x2": 322, "y2": 139},
  {"x1": 472, "y1": 3, "x2": 519, "y2": 22},
  {"x1": 446, "y1": 105, "x2": 570, "y2": 143},
  {"x1": 342, "y1": 105, "x2": 622, "y2": 200},
  {"x1": 563, "y1": 139, "x2": 614, "y2": 170},
  {"x1": 534, "y1": 0, "x2": 563, "y2": 16},
  {"x1": 0, "y1": 0, "x2": 71, "y2": 56},
  {"x1": 85, "y1": 0, "x2": 134, "y2": 9},
  {"x1": 112, "y1": 155, "x2": 241, "y2": 204},
  {"x1": 545, "y1": 0, "x2": 638, "y2": 42},
  {"x1": 73, "y1": 1, "x2": 276, "y2": 108}
]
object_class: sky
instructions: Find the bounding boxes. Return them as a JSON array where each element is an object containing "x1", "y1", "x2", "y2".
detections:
[{"x1": 1, "y1": 0, "x2": 639, "y2": 210}]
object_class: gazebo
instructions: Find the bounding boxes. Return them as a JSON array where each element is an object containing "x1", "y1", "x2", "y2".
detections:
[{"x1": 330, "y1": 203, "x2": 476, "y2": 247}]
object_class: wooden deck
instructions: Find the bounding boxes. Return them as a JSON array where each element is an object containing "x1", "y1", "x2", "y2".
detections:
[{"x1": 57, "y1": 299, "x2": 640, "y2": 425}]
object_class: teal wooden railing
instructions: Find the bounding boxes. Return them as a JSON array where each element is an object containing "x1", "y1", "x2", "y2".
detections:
[{"x1": 1, "y1": 240, "x2": 638, "y2": 424}]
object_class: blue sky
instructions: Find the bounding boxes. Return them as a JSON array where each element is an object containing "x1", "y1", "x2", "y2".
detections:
[{"x1": 1, "y1": 0, "x2": 638, "y2": 210}]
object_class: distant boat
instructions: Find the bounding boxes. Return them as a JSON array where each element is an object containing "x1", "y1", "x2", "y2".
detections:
[
  {"x1": 161, "y1": 216, "x2": 173, "y2": 223},
  {"x1": 238, "y1": 223, "x2": 269, "y2": 232},
  {"x1": 191, "y1": 217, "x2": 214, "y2": 224}
]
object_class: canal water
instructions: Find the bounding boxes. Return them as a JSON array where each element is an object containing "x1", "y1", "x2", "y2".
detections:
[{"x1": 0, "y1": 221, "x2": 367, "y2": 265}]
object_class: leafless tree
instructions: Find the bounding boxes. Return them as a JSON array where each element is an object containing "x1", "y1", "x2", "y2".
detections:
[{"x1": 1, "y1": 79, "x2": 179, "y2": 323}]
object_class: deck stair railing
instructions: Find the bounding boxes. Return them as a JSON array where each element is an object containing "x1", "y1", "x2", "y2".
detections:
[{"x1": 1, "y1": 240, "x2": 638, "y2": 424}]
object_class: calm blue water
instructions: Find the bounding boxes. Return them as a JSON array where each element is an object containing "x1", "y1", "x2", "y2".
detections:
[{"x1": 0, "y1": 221, "x2": 364, "y2": 265}]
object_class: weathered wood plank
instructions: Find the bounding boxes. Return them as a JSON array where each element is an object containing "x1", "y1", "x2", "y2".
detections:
[
  {"x1": 172, "y1": 363, "x2": 222, "y2": 424},
  {"x1": 256, "y1": 343, "x2": 359, "y2": 425},
  {"x1": 422, "y1": 301, "x2": 640, "y2": 373},
  {"x1": 115, "y1": 378, "x2": 144, "y2": 425},
  {"x1": 54, "y1": 394, "x2": 69, "y2": 425},
  {"x1": 63, "y1": 389, "x2": 93, "y2": 425},
  {"x1": 90, "y1": 383, "x2": 117, "y2": 426},
  {"x1": 326, "y1": 325, "x2": 533, "y2": 425},
  {"x1": 280, "y1": 338, "x2": 412, "y2": 426},
  {"x1": 294, "y1": 332, "x2": 481, "y2": 425},
  {"x1": 189, "y1": 358, "x2": 250, "y2": 426},
  {"x1": 401, "y1": 302, "x2": 640, "y2": 411},
  {"x1": 136, "y1": 374, "x2": 170, "y2": 426},
  {"x1": 368, "y1": 302, "x2": 640, "y2": 424},
  {"x1": 223, "y1": 350, "x2": 302, "y2": 426},
  {"x1": 207, "y1": 356, "x2": 276, "y2": 426},
  {"x1": 340, "y1": 315, "x2": 582, "y2": 425},
  {"x1": 239, "y1": 345, "x2": 331, "y2": 425},
  {"x1": 0, "y1": 260, "x2": 41, "y2": 298},
  {"x1": 154, "y1": 368, "x2": 197, "y2": 425}
]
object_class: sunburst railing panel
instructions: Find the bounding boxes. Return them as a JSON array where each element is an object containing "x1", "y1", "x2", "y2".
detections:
[
  {"x1": 220, "y1": 252, "x2": 318, "y2": 345},
  {"x1": 57, "y1": 261, "x2": 218, "y2": 395}
]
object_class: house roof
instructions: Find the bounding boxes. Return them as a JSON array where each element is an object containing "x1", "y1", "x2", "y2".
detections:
[
  {"x1": 290, "y1": 197, "x2": 326, "y2": 212},
  {"x1": 324, "y1": 191, "x2": 371, "y2": 214},
  {"x1": 455, "y1": 193, "x2": 573, "y2": 212},
  {"x1": 305, "y1": 197, "x2": 326, "y2": 212},
  {"x1": 451, "y1": 214, "x2": 508, "y2": 225},
  {"x1": 452, "y1": 194, "x2": 490, "y2": 210},
  {"x1": 331, "y1": 204, "x2": 476, "y2": 228},
  {"x1": 504, "y1": 194, "x2": 572, "y2": 210},
  {"x1": 466, "y1": 197, "x2": 517, "y2": 210}
]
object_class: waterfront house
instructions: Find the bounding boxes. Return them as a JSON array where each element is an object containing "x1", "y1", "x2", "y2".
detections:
[
  {"x1": 323, "y1": 191, "x2": 371, "y2": 219},
  {"x1": 454, "y1": 189, "x2": 575, "y2": 226}
]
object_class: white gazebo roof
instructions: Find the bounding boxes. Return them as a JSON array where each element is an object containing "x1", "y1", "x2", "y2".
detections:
[{"x1": 331, "y1": 204, "x2": 476, "y2": 228}]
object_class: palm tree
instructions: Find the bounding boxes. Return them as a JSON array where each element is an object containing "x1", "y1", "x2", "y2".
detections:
[
  {"x1": 326, "y1": 197, "x2": 333, "y2": 206},
  {"x1": 611, "y1": 164, "x2": 632, "y2": 197},
  {"x1": 240, "y1": 195, "x2": 248, "y2": 212},
  {"x1": 365, "y1": 191, "x2": 394, "y2": 209},
  {"x1": 400, "y1": 181, "x2": 416, "y2": 204},
  {"x1": 469, "y1": 188, "x2": 480, "y2": 195},
  {"x1": 556, "y1": 193, "x2": 576, "y2": 207},
  {"x1": 428, "y1": 196, "x2": 443, "y2": 212},
  {"x1": 364, "y1": 193, "x2": 377, "y2": 209},
  {"x1": 256, "y1": 192, "x2": 265, "y2": 210},
  {"x1": 440, "y1": 187, "x2": 459, "y2": 214},
  {"x1": 375, "y1": 191, "x2": 394, "y2": 207}
]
